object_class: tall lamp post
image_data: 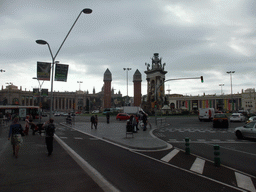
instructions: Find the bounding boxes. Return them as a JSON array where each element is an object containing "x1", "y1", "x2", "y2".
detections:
[
  {"x1": 36, "y1": 8, "x2": 92, "y2": 119},
  {"x1": 6, "y1": 82, "x2": 12, "y2": 105},
  {"x1": 77, "y1": 81, "x2": 83, "y2": 91},
  {"x1": 219, "y1": 84, "x2": 224, "y2": 95},
  {"x1": 123, "y1": 68, "x2": 132, "y2": 105},
  {"x1": 227, "y1": 71, "x2": 235, "y2": 111},
  {"x1": 33, "y1": 77, "x2": 44, "y2": 123}
]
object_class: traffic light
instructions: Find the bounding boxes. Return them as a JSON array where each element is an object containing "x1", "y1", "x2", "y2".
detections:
[{"x1": 200, "y1": 76, "x2": 204, "y2": 83}]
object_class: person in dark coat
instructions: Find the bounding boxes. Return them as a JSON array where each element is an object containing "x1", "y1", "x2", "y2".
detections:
[
  {"x1": 106, "y1": 113, "x2": 110, "y2": 124},
  {"x1": 90, "y1": 115, "x2": 95, "y2": 129},
  {"x1": 43, "y1": 118, "x2": 55, "y2": 156},
  {"x1": 142, "y1": 113, "x2": 148, "y2": 131},
  {"x1": 8, "y1": 117, "x2": 24, "y2": 158}
]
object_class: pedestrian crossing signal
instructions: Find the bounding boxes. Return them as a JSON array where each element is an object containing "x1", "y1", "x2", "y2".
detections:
[{"x1": 200, "y1": 76, "x2": 204, "y2": 83}]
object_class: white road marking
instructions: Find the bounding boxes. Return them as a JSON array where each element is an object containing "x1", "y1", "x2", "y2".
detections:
[
  {"x1": 74, "y1": 137, "x2": 83, "y2": 140},
  {"x1": 235, "y1": 172, "x2": 256, "y2": 192},
  {"x1": 197, "y1": 139, "x2": 206, "y2": 142},
  {"x1": 190, "y1": 158, "x2": 205, "y2": 174},
  {"x1": 161, "y1": 149, "x2": 180, "y2": 162},
  {"x1": 59, "y1": 137, "x2": 68, "y2": 139}
]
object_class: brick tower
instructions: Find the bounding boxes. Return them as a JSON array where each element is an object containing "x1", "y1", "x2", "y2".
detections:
[
  {"x1": 103, "y1": 68, "x2": 112, "y2": 108},
  {"x1": 133, "y1": 69, "x2": 142, "y2": 106}
]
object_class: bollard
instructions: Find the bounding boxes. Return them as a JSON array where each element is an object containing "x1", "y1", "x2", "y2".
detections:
[
  {"x1": 185, "y1": 137, "x2": 190, "y2": 155},
  {"x1": 214, "y1": 145, "x2": 220, "y2": 167}
]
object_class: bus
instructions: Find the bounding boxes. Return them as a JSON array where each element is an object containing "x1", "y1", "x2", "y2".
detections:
[{"x1": 0, "y1": 105, "x2": 40, "y2": 120}]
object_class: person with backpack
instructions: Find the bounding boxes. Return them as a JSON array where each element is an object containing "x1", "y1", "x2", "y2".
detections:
[{"x1": 43, "y1": 118, "x2": 56, "y2": 156}]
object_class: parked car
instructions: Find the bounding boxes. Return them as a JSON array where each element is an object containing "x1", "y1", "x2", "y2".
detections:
[
  {"x1": 246, "y1": 116, "x2": 256, "y2": 124},
  {"x1": 92, "y1": 110, "x2": 100, "y2": 114},
  {"x1": 116, "y1": 113, "x2": 130, "y2": 121},
  {"x1": 213, "y1": 113, "x2": 229, "y2": 128},
  {"x1": 235, "y1": 121, "x2": 256, "y2": 139},
  {"x1": 230, "y1": 113, "x2": 246, "y2": 122},
  {"x1": 54, "y1": 113, "x2": 60, "y2": 116}
]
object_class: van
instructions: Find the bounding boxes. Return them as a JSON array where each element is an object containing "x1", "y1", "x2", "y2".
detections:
[{"x1": 198, "y1": 108, "x2": 215, "y2": 121}]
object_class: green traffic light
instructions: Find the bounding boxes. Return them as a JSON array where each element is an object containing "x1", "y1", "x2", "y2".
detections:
[{"x1": 200, "y1": 76, "x2": 204, "y2": 83}]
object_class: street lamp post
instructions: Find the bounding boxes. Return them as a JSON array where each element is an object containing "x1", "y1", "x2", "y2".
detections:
[
  {"x1": 77, "y1": 81, "x2": 83, "y2": 91},
  {"x1": 219, "y1": 84, "x2": 224, "y2": 95},
  {"x1": 33, "y1": 77, "x2": 44, "y2": 123},
  {"x1": 123, "y1": 68, "x2": 132, "y2": 105},
  {"x1": 6, "y1": 82, "x2": 12, "y2": 105},
  {"x1": 36, "y1": 8, "x2": 92, "y2": 119},
  {"x1": 226, "y1": 71, "x2": 235, "y2": 111}
]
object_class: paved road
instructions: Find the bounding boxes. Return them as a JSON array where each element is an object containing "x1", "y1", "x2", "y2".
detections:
[
  {"x1": 153, "y1": 116, "x2": 256, "y2": 177},
  {"x1": 1, "y1": 115, "x2": 255, "y2": 191}
]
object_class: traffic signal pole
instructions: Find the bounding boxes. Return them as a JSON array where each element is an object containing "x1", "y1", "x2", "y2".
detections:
[{"x1": 154, "y1": 76, "x2": 203, "y2": 125}]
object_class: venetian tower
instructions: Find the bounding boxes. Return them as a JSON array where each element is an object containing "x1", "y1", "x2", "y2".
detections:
[
  {"x1": 133, "y1": 69, "x2": 142, "y2": 106},
  {"x1": 103, "y1": 68, "x2": 112, "y2": 108},
  {"x1": 144, "y1": 53, "x2": 167, "y2": 110}
]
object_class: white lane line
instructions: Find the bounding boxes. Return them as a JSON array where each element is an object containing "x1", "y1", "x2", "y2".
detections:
[
  {"x1": 161, "y1": 149, "x2": 180, "y2": 162},
  {"x1": 59, "y1": 137, "x2": 68, "y2": 139},
  {"x1": 190, "y1": 158, "x2": 205, "y2": 174},
  {"x1": 74, "y1": 137, "x2": 83, "y2": 140},
  {"x1": 235, "y1": 172, "x2": 256, "y2": 192}
]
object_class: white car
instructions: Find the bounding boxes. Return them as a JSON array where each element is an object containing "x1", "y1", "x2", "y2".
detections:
[
  {"x1": 230, "y1": 113, "x2": 246, "y2": 122},
  {"x1": 235, "y1": 121, "x2": 256, "y2": 139},
  {"x1": 246, "y1": 116, "x2": 256, "y2": 124},
  {"x1": 92, "y1": 110, "x2": 100, "y2": 114}
]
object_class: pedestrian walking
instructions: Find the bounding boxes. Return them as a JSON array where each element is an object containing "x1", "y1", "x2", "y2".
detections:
[
  {"x1": 94, "y1": 115, "x2": 98, "y2": 129},
  {"x1": 29, "y1": 119, "x2": 37, "y2": 135},
  {"x1": 8, "y1": 117, "x2": 24, "y2": 158},
  {"x1": 43, "y1": 118, "x2": 56, "y2": 156},
  {"x1": 90, "y1": 115, "x2": 95, "y2": 129},
  {"x1": 24, "y1": 116, "x2": 30, "y2": 135},
  {"x1": 142, "y1": 113, "x2": 148, "y2": 131},
  {"x1": 106, "y1": 113, "x2": 110, "y2": 124}
]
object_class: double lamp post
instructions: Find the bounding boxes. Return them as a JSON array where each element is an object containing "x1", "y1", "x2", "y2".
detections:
[{"x1": 36, "y1": 8, "x2": 92, "y2": 118}]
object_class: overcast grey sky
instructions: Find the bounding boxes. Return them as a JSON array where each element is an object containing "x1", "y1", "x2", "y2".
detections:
[{"x1": 1, "y1": 0, "x2": 256, "y2": 96}]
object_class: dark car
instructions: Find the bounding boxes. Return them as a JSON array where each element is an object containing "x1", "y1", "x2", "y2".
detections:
[
  {"x1": 213, "y1": 113, "x2": 229, "y2": 128},
  {"x1": 116, "y1": 113, "x2": 130, "y2": 121}
]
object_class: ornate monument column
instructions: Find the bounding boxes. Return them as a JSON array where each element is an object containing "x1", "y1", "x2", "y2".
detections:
[
  {"x1": 103, "y1": 68, "x2": 112, "y2": 108},
  {"x1": 133, "y1": 69, "x2": 142, "y2": 106},
  {"x1": 144, "y1": 53, "x2": 167, "y2": 111}
]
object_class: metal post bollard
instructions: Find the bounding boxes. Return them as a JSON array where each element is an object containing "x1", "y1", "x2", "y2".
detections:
[
  {"x1": 185, "y1": 137, "x2": 190, "y2": 155},
  {"x1": 214, "y1": 145, "x2": 220, "y2": 167}
]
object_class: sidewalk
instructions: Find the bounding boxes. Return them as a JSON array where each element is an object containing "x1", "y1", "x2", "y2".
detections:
[
  {"x1": 0, "y1": 126, "x2": 104, "y2": 192},
  {"x1": 62, "y1": 121, "x2": 171, "y2": 150}
]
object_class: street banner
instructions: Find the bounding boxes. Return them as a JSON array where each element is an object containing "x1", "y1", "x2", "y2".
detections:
[
  {"x1": 55, "y1": 64, "x2": 69, "y2": 82},
  {"x1": 33, "y1": 88, "x2": 40, "y2": 97},
  {"x1": 37, "y1": 62, "x2": 51, "y2": 81},
  {"x1": 41, "y1": 89, "x2": 48, "y2": 96}
]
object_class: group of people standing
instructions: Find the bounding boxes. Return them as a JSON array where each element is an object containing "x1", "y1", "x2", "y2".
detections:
[
  {"x1": 8, "y1": 116, "x2": 56, "y2": 158},
  {"x1": 127, "y1": 112, "x2": 148, "y2": 133}
]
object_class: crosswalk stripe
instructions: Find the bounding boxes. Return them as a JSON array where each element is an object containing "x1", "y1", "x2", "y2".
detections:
[
  {"x1": 190, "y1": 158, "x2": 205, "y2": 174},
  {"x1": 161, "y1": 149, "x2": 180, "y2": 162},
  {"x1": 59, "y1": 137, "x2": 68, "y2": 139},
  {"x1": 235, "y1": 172, "x2": 256, "y2": 192}
]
